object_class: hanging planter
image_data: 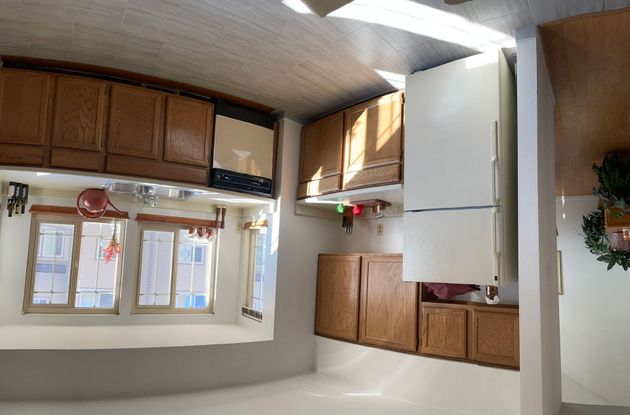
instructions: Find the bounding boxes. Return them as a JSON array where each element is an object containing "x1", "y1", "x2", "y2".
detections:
[
  {"x1": 582, "y1": 208, "x2": 630, "y2": 271},
  {"x1": 592, "y1": 153, "x2": 630, "y2": 217}
]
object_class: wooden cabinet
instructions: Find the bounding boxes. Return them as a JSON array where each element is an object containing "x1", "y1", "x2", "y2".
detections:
[
  {"x1": 343, "y1": 92, "x2": 403, "y2": 190},
  {"x1": 315, "y1": 254, "x2": 361, "y2": 341},
  {"x1": 0, "y1": 69, "x2": 52, "y2": 147},
  {"x1": 164, "y1": 95, "x2": 214, "y2": 167},
  {"x1": 51, "y1": 76, "x2": 107, "y2": 152},
  {"x1": 420, "y1": 303, "x2": 467, "y2": 359},
  {"x1": 107, "y1": 84, "x2": 164, "y2": 160},
  {"x1": 359, "y1": 254, "x2": 417, "y2": 352},
  {"x1": 298, "y1": 112, "x2": 343, "y2": 198},
  {"x1": 470, "y1": 306, "x2": 519, "y2": 368}
]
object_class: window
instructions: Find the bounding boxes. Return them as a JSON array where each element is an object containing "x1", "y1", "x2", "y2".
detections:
[
  {"x1": 244, "y1": 228, "x2": 266, "y2": 320},
  {"x1": 24, "y1": 215, "x2": 125, "y2": 314},
  {"x1": 136, "y1": 225, "x2": 216, "y2": 313}
]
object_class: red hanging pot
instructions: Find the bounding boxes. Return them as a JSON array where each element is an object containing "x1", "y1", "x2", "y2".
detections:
[{"x1": 76, "y1": 189, "x2": 123, "y2": 219}]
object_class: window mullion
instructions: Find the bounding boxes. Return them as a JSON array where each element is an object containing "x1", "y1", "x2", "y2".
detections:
[
  {"x1": 170, "y1": 229, "x2": 180, "y2": 309},
  {"x1": 67, "y1": 219, "x2": 83, "y2": 308}
]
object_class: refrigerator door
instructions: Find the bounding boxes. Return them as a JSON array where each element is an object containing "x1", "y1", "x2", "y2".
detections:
[
  {"x1": 403, "y1": 207, "x2": 502, "y2": 286},
  {"x1": 404, "y1": 51, "x2": 501, "y2": 211}
]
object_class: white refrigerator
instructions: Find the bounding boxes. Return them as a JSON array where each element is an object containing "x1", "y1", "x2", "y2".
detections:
[{"x1": 403, "y1": 51, "x2": 517, "y2": 286}]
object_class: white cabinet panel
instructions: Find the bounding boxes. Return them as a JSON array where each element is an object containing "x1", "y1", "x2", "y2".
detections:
[
  {"x1": 403, "y1": 208, "x2": 502, "y2": 286},
  {"x1": 404, "y1": 52, "x2": 501, "y2": 211}
]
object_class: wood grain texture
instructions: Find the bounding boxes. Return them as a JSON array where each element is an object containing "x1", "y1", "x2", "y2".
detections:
[
  {"x1": 342, "y1": 163, "x2": 400, "y2": 190},
  {"x1": 164, "y1": 95, "x2": 214, "y2": 167},
  {"x1": 0, "y1": 69, "x2": 51, "y2": 146},
  {"x1": 299, "y1": 112, "x2": 344, "y2": 183},
  {"x1": 107, "y1": 84, "x2": 164, "y2": 160},
  {"x1": 29, "y1": 204, "x2": 129, "y2": 219},
  {"x1": 470, "y1": 306, "x2": 520, "y2": 368},
  {"x1": 50, "y1": 148, "x2": 101, "y2": 171},
  {"x1": 343, "y1": 92, "x2": 403, "y2": 173},
  {"x1": 51, "y1": 75, "x2": 107, "y2": 151},
  {"x1": 297, "y1": 175, "x2": 341, "y2": 199},
  {"x1": 106, "y1": 154, "x2": 208, "y2": 185},
  {"x1": 315, "y1": 254, "x2": 362, "y2": 341},
  {"x1": 420, "y1": 304, "x2": 467, "y2": 359},
  {"x1": 540, "y1": 9, "x2": 630, "y2": 196},
  {"x1": 135, "y1": 213, "x2": 217, "y2": 228},
  {"x1": 0, "y1": 143, "x2": 44, "y2": 166},
  {"x1": 359, "y1": 254, "x2": 418, "y2": 352}
]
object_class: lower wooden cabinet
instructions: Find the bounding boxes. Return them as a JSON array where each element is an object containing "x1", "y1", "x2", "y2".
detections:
[
  {"x1": 420, "y1": 303, "x2": 467, "y2": 359},
  {"x1": 314, "y1": 253, "x2": 519, "y2": 369},
  {"x1": 315, "y1": 254, "x2": 361, "y2": 341},
  {"x1": 470, "y1": 306, "x2": 519, "y2": 368},
  {"x1": 359, "y1": 254, "x2": 418, "y2": 352}
]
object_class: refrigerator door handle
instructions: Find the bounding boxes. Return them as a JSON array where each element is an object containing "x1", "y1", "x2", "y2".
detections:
[
  {"x1": 492, "y1": 207, "x2": 502, "y2": 284},
  {"x1": 491, "y1": 120, "x2": 501, "y2": 205}
]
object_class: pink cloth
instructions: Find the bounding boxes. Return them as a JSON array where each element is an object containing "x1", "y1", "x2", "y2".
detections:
[{"x1": 424, "y1": 283, "x2": 479, "y2": 299}]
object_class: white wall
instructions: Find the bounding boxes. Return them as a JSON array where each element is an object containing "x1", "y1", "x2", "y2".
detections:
[
  {"x1": 0, "y1": 118, "x2": 343, "y2": 400},
  {"x1": 516, "y1": 28, "x2": 562, "y2": 415},
  {"x1": 557, "y1": 196, "x2": 630, "y2": 406}
]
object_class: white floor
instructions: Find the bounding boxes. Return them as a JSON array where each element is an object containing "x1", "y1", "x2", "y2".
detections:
[{"x1": 0, "y1": 373, "x2": 471, "y2": 415}]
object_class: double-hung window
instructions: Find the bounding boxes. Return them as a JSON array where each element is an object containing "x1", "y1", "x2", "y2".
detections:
[
  {"x1": 135, "y1": 224, "x2": 217, "y2": 313},
  {"x1": 243, "y1": 222, "x2": 266, "y2": 320},
  {"x1": 23, "y1": 214, "x2": 125, "y2": 313}
]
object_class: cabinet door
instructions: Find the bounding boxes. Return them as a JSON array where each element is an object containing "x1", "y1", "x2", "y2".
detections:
[
  {"x1": 343, "y1": 92, "x2": 402, "y2": 189},
  {"x1": 359, "y1": 254, "x2": 417, "y2": 352},
  {"x1": 164, "y1": 95, "x2": 214, "y2": 167},
  {"x1": 315, "y1": 254, "x2": 361, "y2": 341},
  {"x1": 0, "y1": 69, "x2": 52, "y2": 146},
  {"x1": 52, "y1": 76, "x2": 107, "y2": 151},
  {"x1": 107, "y1": 84, "x2": 164, "y2": 160},
  {"x1": 420, "y1": 304, "x2": 467, "y2": 359},
  {"x1": 470, "y1": 307, "x2": 519, "y2": 368},
  {"x1": 299, "y1": 112, "x2": 343, "y2": 183}
]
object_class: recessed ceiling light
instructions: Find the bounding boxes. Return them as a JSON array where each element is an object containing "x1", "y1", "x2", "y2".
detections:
[{"x1": 36, "y1": 172, "x2": 51, "y2": 176}]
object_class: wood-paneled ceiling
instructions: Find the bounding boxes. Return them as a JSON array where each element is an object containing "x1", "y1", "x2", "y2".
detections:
[
  {"x1": 541, "y1": 8, "x2": 630, "y2": 196},
  {"x1": 1, "y1": 0, "x2": 630, "y2": 121}
]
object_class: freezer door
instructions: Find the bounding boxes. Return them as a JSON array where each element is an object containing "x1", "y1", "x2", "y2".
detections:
[
  {"x1": 403, "y1": 208, "x2": 502, "y2": 286},
  {"x1": 404, "y1": 52, "x2": 501, "y2": 210}
]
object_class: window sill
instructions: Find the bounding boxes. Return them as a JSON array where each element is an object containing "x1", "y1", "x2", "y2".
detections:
[{"x1": 0, "y1": 323, "x2": 273, "y2": 350}]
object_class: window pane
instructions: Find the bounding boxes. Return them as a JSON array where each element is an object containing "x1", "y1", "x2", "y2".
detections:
[
  {"x1": 175, "y1": 229, "x2": 212, "y2": 309},
  {"x1": 138, "y1": 230, "x2": 174, "y2": 306},
  {"x1": 248, "y1": 230, "x2": 265, "y2": 313},
  {"x1": 75, "y1": 222, "x2": 121, "y2": 309},
  {"x1": 33, "y1": 223, "x2": 74, "y2": 305}
]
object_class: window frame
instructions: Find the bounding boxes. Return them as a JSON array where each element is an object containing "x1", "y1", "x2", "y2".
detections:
[
  {"x1": 22, "y1": 214, "x2": 126, "y2": 314},
  {"x1": 133, "y1": 223, "x2": 218, "y2": 314},
  {"x1": 243, "y1": 228, "x2": 265, "y2": 321}
]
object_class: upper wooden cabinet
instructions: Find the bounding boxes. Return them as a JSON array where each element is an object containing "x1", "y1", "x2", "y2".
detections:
[
  {"x1": 359, "y1": 254, "x2": 417, "y2": 352},
  {"x1": 299, "y1": 112, "x2": 344, "y2": 182},
  {"x1": 297, "y1": 91, "x2": 403, "y2": 198},
  {"x1": 52, "y1": 76, "x2": 107, "y2": 152},
  {"x1": 107, "y1": 84, "x2": 164, "y2": 160},
  {"x1": 298, "y1": 112, "x2": 343, "y2": 198},
  {"x1": 164, "y1": 96, "x2": 214, "y2": 167},
  {"x1": 315, "y1": 254, "x2": 361, "y2": 341},
  {"x1": 470, "y1": 306, "x2": 519, "y2": 368},
  {"x1": 420, "y1": 303, "x2": 467, "y2": 359},
  {"x1": 343, "y1": 92, "x2": 403, "y2": 189},
  {"x1": 0, "y1": 69, "x2": 52, "y2": 146}
]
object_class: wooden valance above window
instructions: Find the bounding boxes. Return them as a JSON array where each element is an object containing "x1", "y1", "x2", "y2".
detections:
[
  {"x1": 29, "y1": 204, "x2": 130, "y2": 220},
  {"x1": 135, "y1": 213, "x2": 218, "y2": 228},
  {"x1": 242, "y1": 219, "x2": 268, "y2": 230}
]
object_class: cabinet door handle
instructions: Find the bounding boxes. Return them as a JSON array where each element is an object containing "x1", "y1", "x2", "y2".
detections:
[{"x1": 491, "y1": 120, "x2": 501, "y2": 205}]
